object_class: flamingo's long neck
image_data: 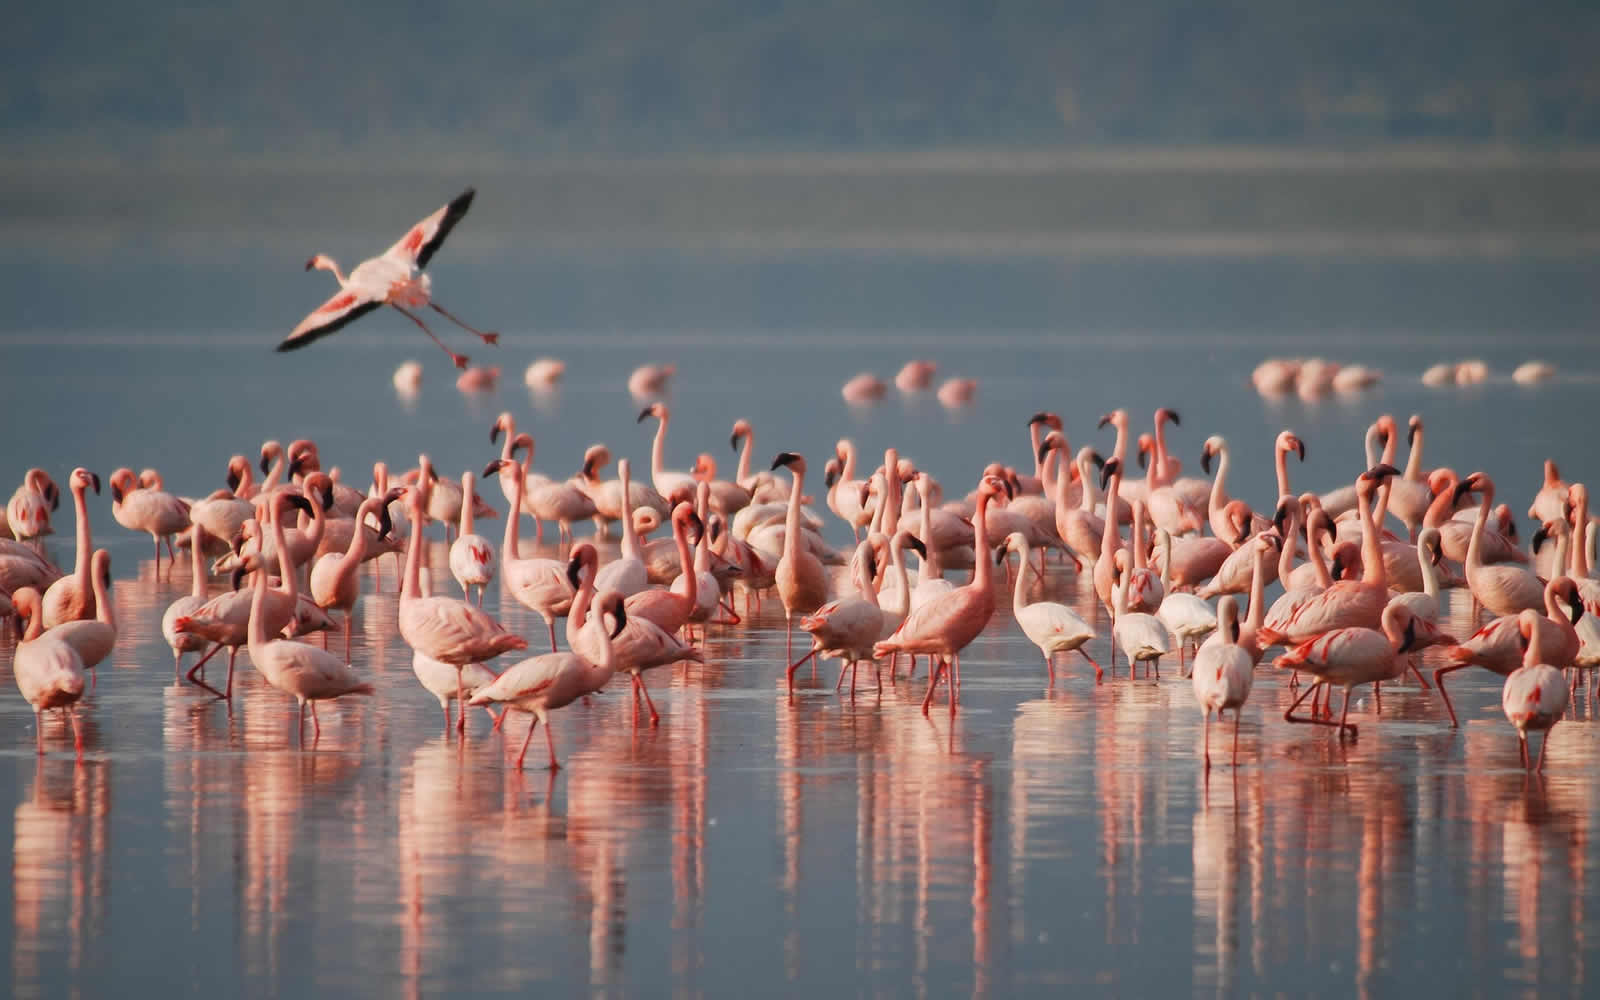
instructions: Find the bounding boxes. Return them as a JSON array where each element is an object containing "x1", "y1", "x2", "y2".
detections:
[
  {"x1": 1418, "y1": 536, "x2": 1440, "y2": 599},
  {"x1": 1079, "y1": 454, "x2": 1098, "y2": 513},
  {"x1": 1245, "y1": 544, "x2": 1267, "y2": 632},
  {"x1": 71, "y1": 483, "x2": 92, "y2": 595},
  {"x1": 92, "y1": 555, "x2": 114, "y2": 628},
  {"x1": 783, "y1": 464, "x2": 805, "y2": 563},
  {"x1": 1274, "y1": 444, "x2": 1291, "y2": 500},
  {"x1": 247, "y1": 553, "x2": 272, "y2": 650},
  {"x1": 881, "y1": 451, "x2": 900, "y2": 536},
  {"x1": 1525, "y1": 615, "x2": 1546, "y2": 667},
  {"x1": 839, "y1": 443, "x2": 857, "y2": 483},
  {"x1": 1466, "y1": 482, "x2": 1493, "y2": 572},
  {"x1": 1011, "y1": 537, "x2": 1032, "y2": 611},
  {"x1": 1575, "y1": 493, "x2": 1593, "y2": 578},
  {"x1": 1404, "y1": 426, "x2": 1425, "y2": 481},
  {"x1": 884, "y1": 537, "x2": 910, "y2": 616},
  {"x1": 1111, "y1": 417, "x2": 1128, "y2": 468},
  {"x1": 672, "y1": 514, "x2": 696, "y2": 610},
  {"x1": 651, "y1": 414, "x2": 671, "y2": 491},
  {"x1": 502, "y1": 462, "x2": 524, "y2": 558},
  {"x1": 1209, "y1": 444, "x2": 1231, "y2": 518},
  {"x1": 1100, "y1": 473, "x2": 1122, "y2": 562},
  {"x1": 189, "y1": 526, "x2": 207, "y2": 599},
  {"x1": 303, "y1": 490, "x2": 326, "y2": 551},
  {"x1": 918, "y1": 482, "x2": 943, "y2": 583},
  {"x1": 970, "y1": 492, "x2": 994, "y2": 594},
  {"x1": 566, "y1": 568, "x2": 596, "y2": 649},
  {"x1": 1422, "y1": 477, "x2": 1458, "y2": 529},
  {"x1": 1356, "y1": 482, "x2": 1384, "y2": 588},
  {"x1": 459, "y1": 475, "x2": 476, "y2": 538},
  {"x1": 1049, "y1": 448, "x2": 1069, "y2": 515},
  {"x1": 617, "y1": 463, "x2": 639, "y2": 560},
  {"x1": 591, "y1": 598, "x2": 617, "y2": 677},
  {"x1": 1153, "y1": 416, "x2": 1171, "y2": 480},
  {"x1": 1308, "y1": 517, "x2": 1334, "y2": 589},
  {"x1": 1276, "y1": 506, "x2": 1298, "y2": 583},
  {"x1": 234, "y1": 464, "x2": 254, "y2": 498},
  {"x1": 1029, "y1": 426, "x2": 1047, "y2": 483},
  {"x1": 1158, "y1": 531, "x2": 1173, "y2": 593},
  {"x1": 1362, "y1": 425, "x2": 1380, "y2": 469},
  {"x1": 263, "y1": 452, "x2": 284, "y2": 489},
  {"x1": 735, "y1": 432, "x2": 754, "y2": 487},
  {"x1": 344, "y1": 500, "x2": 375, "y2": 573},
  {"x1": 1131, "y1": 501, "x2": 1148, "y2": 571},
  {"x1": 401, "y1": 494, "x2": 425, "y2": 601},
  {"x1": 1543, "y1": 581, "x2": 1566, "y2": 623},
  {"x1": 272, "y1": 499, "x2": 300, "y2": 605},
  {"x1": 317, "y1": 256, "x2": 349, "y2": 286},
  {"x1": 1378, "y1": 426, "x2": 1398, "y2": 468}
]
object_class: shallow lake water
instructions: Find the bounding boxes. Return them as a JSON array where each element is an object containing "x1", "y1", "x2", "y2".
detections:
[{"x1": 3, "y1": 196, "x2": 1600, "y2": 996}]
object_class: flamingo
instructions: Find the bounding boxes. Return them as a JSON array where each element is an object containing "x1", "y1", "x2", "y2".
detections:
[
  {"x1": 1199, "y1": 436, "x2": 1269, "y2": 541},
  {"x1": 1111, "y1": 557, "x2": 1170, "y2": 679},
  {"x1": 1191, "y1": 596, "x2": 1253, "y2": 769},
  {"x1": 1276, "y1": 603, "x2": 1434, "y2": 738},
  {"x1": 624, "y1": 502, "x2": 702, "y2": 635},
  {"x1": 1318, "y1": 420, "x2": 1388, "y2": 518},
  {"x1": 5, "y1": 469, "x2": 57, "y2": 543},
  {"x1": 895, "y1": 360, "x2": 937, "y2": 392},
  {"x1": 637, "y1": 402, "x2": 697, "y2": 500},
  {"x1": 690, "y1": 454, "x2": 752, "y2": 517},
  {"x1": 592, "y1": 458, "x2": 650, "y2": 599},
  {"x1": 10, "y1": 588, "x2": 86, "y2": 755},
  {"x1": 162, "y1": 523, "x2": 214, "y2": 677},
  {"x1": 243, "y1": 543, "x2": 375, "y2": 742},
  {"x1": 43, "y1": 550, "x2": 117, "y2": 683},
  {"x1": 627, "y1": 363, "x2": 675, "y2": 399},
  {"x1": 578, "y1": 445, "x2": 670, "y2": 537},
  {"x1": 40, "y1": 468, "x2": 100, "y2": 627},
  {"x1": 398, "y1": 482, "x2": 527, "y2": 732},
  {"x1": 1199, "y1": 534, "x2": 1276, "y2": 666},
  {"x1": 1385, "y1": 527, "x2": 1451, "y2": 686},
  {"x1": 675, "y1": 485, "x2": 735, "y2": 635},
  {"x1": 487, "y1": 458, "x2": 576, "y2": 651},
  {"x1": 1529, "y1": 460, "x2": 1568, "y2": 524},
  {"x1": 278, "y1": 188, "x2": 497, "y2": 368},
  {"x1": 1503, "y1": 610, "x2": 1570, "y2": 771},
  {"x1": 471, "y1": 588, "x2": 623, "y2": 770},
  {"x1": 448, "y1": 471, "x2": 497, "y2": 604},
  {"x1": 772, "y1": 452, "x2": 831, "y2": 663},
  {"x1": 841, "y1": 373, "x2": 888, "y2": 404},
  {"x1": 567, "y1": 544, "x2": 701, "y2": 726},
  {"x1": 1458, "y1": 473, "x2": 1544, "y2": 617},
  {"x1": 1005, "y1": 532, "x2": 1098, "y2": 684},
  {"x1": 874, "y1": 476, "x2": 1006, "y2": 714},
  {"x1": 1435, "y1": 577, "x2": 1582, "y2": 727},
  {"x1": 310, "y1": 495, "x2": 396, "y2": 658},
  {"x1": 108, "y1": 468, "x2": 191, "y2": 574},
  {"x1": 1258, "y1": 465, "x2": 1397, "y2": 647},
  {"x1": 1138, "y1": 434, "x2": 1204, "y2": 537},
  {"x1": 1156, "y1": 529, "x2": 1218, "y2": 668},
  {"x1": 799, "y1": 540, "x2": 886, "y2": 694}
]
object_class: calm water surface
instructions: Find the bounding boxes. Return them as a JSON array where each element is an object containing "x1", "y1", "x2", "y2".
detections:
[{"x1": 2, "y1": 233, "x2": 1600, "y2": 997}]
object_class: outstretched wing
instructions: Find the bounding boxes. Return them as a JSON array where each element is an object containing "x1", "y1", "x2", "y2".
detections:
[
  {"x1": 383, "y1": 188, "x2": 475, "y2": 270},
  {"x1": 278, "y1": 290, "x2": 382, "y2": 352}
]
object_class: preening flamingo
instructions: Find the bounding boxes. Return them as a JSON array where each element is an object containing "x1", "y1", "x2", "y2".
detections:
[
  {"x1": 448, "y1": 471, "x2": 497, "y2": 604},
  {"x1": 10, "y1": 587, "x2": 87, "y2": 755},
  {"x1": 278, "y1": 188, "x2": 498, "y2": 368},
  {"x1": 5, "y1": 469, "x2": 57, "y2": 543}
]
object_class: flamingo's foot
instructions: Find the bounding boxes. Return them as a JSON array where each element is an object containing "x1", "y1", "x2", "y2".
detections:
[{"x1": 479, "y1": 332, "x2": 500, "y2": 346}]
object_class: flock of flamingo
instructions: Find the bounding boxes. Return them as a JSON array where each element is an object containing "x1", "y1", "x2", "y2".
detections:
[{"x1": 3, "y1": 401, "x2": 1597, "y2": 775}]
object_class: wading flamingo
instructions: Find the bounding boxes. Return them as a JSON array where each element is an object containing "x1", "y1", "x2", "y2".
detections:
[
  {"x1": 11, "y1": 588, "x2": 87, "y2": 755},
  {"x1": 1502, "y1": 610, "x2": 1569, "y2": 771},
  {"x1": 1192, "y1": 596, "x2": 1253, "y2": 769},
  {"x1": 40, "y1": 468, "x2": 100, "y2": 627}
]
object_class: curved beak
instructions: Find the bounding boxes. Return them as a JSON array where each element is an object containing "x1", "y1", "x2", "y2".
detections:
[
  {"x1": 1161, "y1": 408, "x2": 1181, "y2": 427},
  {"x1": 1200, "y1": 446, "x2": 1214, "y2": 476},
  {"x1": 285, "y1": 495, "x2": 313, "y2": 516},
  {"x1": 1293, "y1": 438, "x2": 1306, "y2": 462},
  {"x1": 1136, "y1": 447, "x2": 1149, "y2": 471},
  {"x1": 1099, "y1": 458, "x2": 1119, "y2": 492},
  {"x1": 376, "y1": 505, "x2": 394, "y2": 541},
  {"x1": 259, "y1": 452, "x2": 271, "y2": 476},
  {"x1": 226, "y1": 467, "x2": 241, "y2": 492},
  {"x1": 609, "y1": 602, "x2": 628, "y2": 640},
  {"x1": 825, "y1": 466, "x2": 840, "y2": 488},
  {"x1": 111, "y1": 482, "x2": 124, "y2": 504},
  {"x1": 771, "y1": 452, "x2": 800, "y2": 471},
  {"x1": 905, "y1": 534, "x2": 927, "y2": 558},
  {"x1": 1036, "y1": 440, "x2": 1052, "y2": 463},
  {"x1": 1568, "y1": 585, "x2": 1585, "y2": 625},
  {"x1": 89, "y1": 472, "x2": 101, "y2": 496},
  {"x1": 490, "y1": 422, "x2": 502, "y2": 445},
  {"x1": 231, "y1": 567, "x2": 247, "y2": 591},
  {"x1": 1096, "y1": 413, "x2": 1112, "y2": 430},
  {"x1": 636, "y1": 407, "x2": 653, "y2": 423},
  {"x1": 1398, "y1": 617, "x2": 1417, "y2": 654},
  {"x1": 729, "y1": 431, "x2": 741, "y2": 452},
  {"x1": 1407, "y1": 417, "x2": 1421, "y2": 448},
  {"x1": 566, "y1": 554, "x2": 584, "y2": 591},
  {"x1": 1273, "y1": 500, "x2": 1290, "y2": 536},
  {"x1": 482, "y1": 459, "x2": 505, "y2": 479},
  {"x1": 1532, "y1": 523, "x2": 1551, "y2": 554}
]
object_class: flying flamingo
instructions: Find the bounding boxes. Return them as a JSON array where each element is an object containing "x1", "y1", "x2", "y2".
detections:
[
  {"x1": 1191, "y1": 595, "x2": 1253, "y2": 769},
  {"x1": 278, "y1": 188, "x2": 498, "y2": 368},
  {"x1": 40, "y1": 468, "x2": 101, "y2": 627},
  {"x1": 873, "y1": 476, "x2": 1006, "y2": 715},
  {"x1": 10, "y1": 588, "x2": 87, "y2": 755},
  {"x1": 398, "y1": 482, "x2": 528, "y2": 733},
  {"x1": 1004, "y1": 532, "x2": 1098, "y2": 684},
  {"x1": 1503, "y1": 610, "x2": 1570, "y2": 771}
]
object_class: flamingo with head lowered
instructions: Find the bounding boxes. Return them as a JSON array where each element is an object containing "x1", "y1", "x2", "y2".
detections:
[{"x1": 277, "y1": 189, "x2": 497, "y2": 368}]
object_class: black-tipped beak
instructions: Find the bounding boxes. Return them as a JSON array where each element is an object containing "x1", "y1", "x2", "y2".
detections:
[
  {"x1": 689, "y1": 512, "x2": 705, "y2": 545},
  {"x1": 1002, "y1": 478, "x2": 1015, "y2": 500},
  {"x1": 1532, "y1": 523, "x2": 1551, "y2": 554},
  {"x1": 1163, "y1": 408, "x2": 1181, "y2": 427},
  {"x1": 566, "y1": 554, "x2": 583, "y2": 591},
  {"x1": 906, "y1": 534, "x2": 927, "y2": 558},
  {"x1": 864, "y1": 549, "x2": 878, "y2": 581},
  {"x1": 1230, "y1": 617, "x2": 1241, "y2": 644},
  {"x1": 1036, "y1": 440, "x2": 1052, "y2": 463},
  {"x1": 1568, "y1": 586, "x2": 1584, "y2": 625},
  {"x1": 100, "y1": 557, "x2": 112, "y2": 590},
  {"x1": 321, "y1": 485, "x2": 335, "y2": 511},
  {"x1": 288, "y1": 456, "x2": 304, "y2": 480},
  {"x1": 1096, "y1": 413, "x2": 1112, "y2": 430},
  {"x1": 636, "y1": 407, "x2": 653, "y2": 423},
  {"x1": 1330, "y1": 551, "x2": 1346, "y2": 581},
  {"x1": 1137, "y1": 447, "x2": 1149, "y2": 470},
  {"x1": 1028, "y1": 411, "x2": 1051, "y2": 427},
  {"x1": 729, "y1": 432, "x2": 740, "y2": 453},
  {"x1": 46, "y1": 484, "x2": 59, "y2": 510},
  {"x1": 1273, "y1": 500, "x2": 1290, "y2": 536},
  {"x1": 426, "y1": 466, "x2": 438, "y2": 483},
  {"x1": 111, "y1": 482, "x2": 124, "y2": 504},
  {"x1": 285, "y1": 495, "x2": 313, "y2": 516},
  {"x1": 491, "y1": 424, "x2": 503, "y2": 445},
  {"x1": 1429, "y1": 538, "x2": 1444, "y2": 566},
  {"x1": 89, "y1": 472, "x2": 101, "y2": 496},
  {"x1": 825, "y1": 466, "x2": 840, "y2": 488},
  {"x1": 580, "y1": 458, "x2": 596, "y2": 480},
  {"x1": 231, "y1": 567, "x2": 247, "y2": 591},
  {"x1": 1099, "y1": 458, "x2": 1119, "y2": 491},
  {"x1": 1294, "y1": 438, "x2": 1306, "y2": 461},
  {"x1": 771, "y1": 452, "x2": 800, "y2": 471},
  {"x1": 994, "y1": 545, "x2": 1009, "y2": 567},
  {"x1": 1365, "y1": 463, "x2": 1401, "y2": 481},
  {"x1": 259, "y1": 452, "x2": 271, "y2": 476},
  {"x1": 1234, "y1": 520, "x2": 1250, "y2": 546},
  {"x1": 610, "y1": 603, "x2": 627, "y2": 640},
  {"x1": 1407, "y1": 418, "x2": 1420, "y2": 447},
  {"x1": 226, "y1": 468, "x2": 241, "y2": 492},
  {"x1": 377, "y1": 505, "x2": 393, "y2": 541},
  {"x1": 1399, "y1": 617, "x2": 1417, "y2": 654},
  {"x1": 482, "y1": 459, "x2": 505, "y2": 479},
  {"x1": 1452, "y1": 480, "x2": 1475, "y2": 505},
  {"x1": 232, "y1": 533, "x2": 246, "y2": 556},
  {"x1": 1090, "y1": 451, "x2": 1105, "y2": 470},
  {"x1": 1200, "y1": 448, "x2": 1214, "y2": 476}
]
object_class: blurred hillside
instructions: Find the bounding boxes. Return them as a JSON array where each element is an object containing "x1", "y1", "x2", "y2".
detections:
[{"x1": 6, "y1": 1, "x2": 1600, "y2": 158}]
